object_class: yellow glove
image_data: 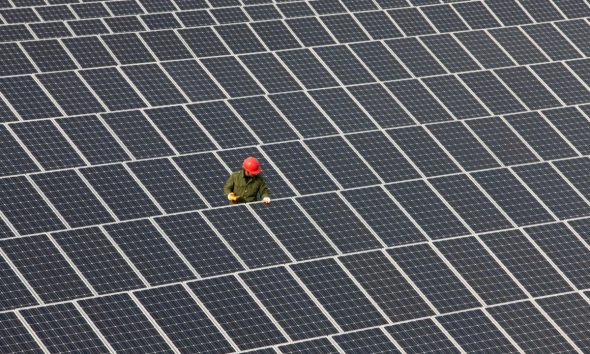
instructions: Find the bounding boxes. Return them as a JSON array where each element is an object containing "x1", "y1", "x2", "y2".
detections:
[{"x1": 228, "y1": 193, "x2": 239, "y2": 202}]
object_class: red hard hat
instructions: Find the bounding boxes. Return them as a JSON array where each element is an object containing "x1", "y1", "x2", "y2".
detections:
[{"x1": 243, "y1": 156, "x2": 262, "y2": 175}]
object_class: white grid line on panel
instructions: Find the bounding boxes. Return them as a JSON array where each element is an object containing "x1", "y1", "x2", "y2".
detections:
[
  {"x1": 290, "y1": 198, "x2": 343, "y2": 254},
  {"x1": 3, "y1": 124, "x2": 45, "y2": 172},
  {"x1": 120, "y1": 162, "x2": 167, "y2": 215},
  {"x1": 13, "y1": 310, "x2": 52, "y2": 354},
  {"x1": 149, "y1": 218, "x2": 202, "y2": 278},
  {"x1": 245, "y1": 204, "x2": 297, "y2": 262},
  {"x1": 72, "y1": 302, "x2": 117, "y2": 354},
  {"x1": 96, "y1": 224, "x2": 151, "y2": 287},
  {"x1": 179, "y1": 282, "x2": 241, "y2": 352},
  {"x1": 45, "y1": 232, "x2": 99, "y2": 296},
  {"x1": 0, "y1": 247, "x2": 44, "y2": 305},
  {"x1": 128, "y1": 292, "x2": 182, "y2": 354},
  {"x1": 25, "y1": 174, "x2": 71, "y2": 228}
]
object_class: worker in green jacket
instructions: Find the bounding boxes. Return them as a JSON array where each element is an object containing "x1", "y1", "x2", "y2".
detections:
[{"x1": 224, "y1": 156, "x2": 271, "y2": 205}]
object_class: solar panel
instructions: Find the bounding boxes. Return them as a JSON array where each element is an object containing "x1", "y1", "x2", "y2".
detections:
[{"x1": 3, "y1": 0, "x2": 590, "y2": 351}]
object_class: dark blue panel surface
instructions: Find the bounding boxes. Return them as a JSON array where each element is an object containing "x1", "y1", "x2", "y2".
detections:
[
  {"x1": 189, "y1": 276, "x2": 287, "y2": 350},
  {"x1": 204, "y1": 206, "x2": 290, "y2": 267},
  {"x1": 292, "y1": 258, "x2": 387, "y2": 331},
  {"x1": 387, "y1": 319, "x2": 461, "y2": 354},
  {"x1": 135, "y1": 284, "x2": 234, "y2": 353},
  {"x1": 32, "y1": 170, "x2": 114, "y2": 228},
  {"x1": 0, "y1": 312, "x2": 44, "y2": 354},
  {"x1": 251, "y1": 199, "x2": 337, "y2": 260},
  {"x1": 156, "y1": 212, "x2": 244, "y2": 276},
  {"x1": 22, "y1": 303, "x2": 110, "y2": 353},
  {"x1": 341, "y1": 251, "x2": 434, "y2": 321},
  {"x1": 1, "y1": 235, "x2": 92, "y2": 302},
  {"x1": 241, "y1": 267, "x2": 337, "y2": 340},
  {"x1": 53, "y1": 227, "x2": 144, "y2": 294},
  {"x1": 81, "y1": 164, "x2": 161, "y2": 220},
  {"x1": 104, "y1": 220, "x2": 195, "y2": 285},
  {"x1": 80, "y1": 293, "x2": 174, "y2": 353},
  {"x1": 388, "y1": 244, "x2": 480, "y2": 313}
]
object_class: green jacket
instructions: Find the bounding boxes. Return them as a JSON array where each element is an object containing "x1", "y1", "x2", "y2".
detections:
[{"x1": 223, "y1": 170, "x2": 269, "y2": 204}]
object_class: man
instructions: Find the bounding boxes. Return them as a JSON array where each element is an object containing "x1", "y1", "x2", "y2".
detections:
[{"x1": 224, "y1": 156, "x2": 271, "y2": 205}]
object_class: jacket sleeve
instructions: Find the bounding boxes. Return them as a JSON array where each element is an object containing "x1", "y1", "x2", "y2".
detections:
[
  {"x1": 223, "y1": 174, "x2": 234, "y2": 195},
  {"x1": 258, "y1": 177, "x2": 270, "y2": 199}
]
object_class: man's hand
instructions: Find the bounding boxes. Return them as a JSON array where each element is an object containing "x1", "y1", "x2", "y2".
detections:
[
  {"x1": 263, "y1": 197, "x2": 271, "y2": 204},
  {"x1": 228, "y1": 193, "x2": 239, "y2": 202}
]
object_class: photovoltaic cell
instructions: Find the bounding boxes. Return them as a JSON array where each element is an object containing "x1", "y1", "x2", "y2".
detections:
[
  {"x1": 155, "y1": 212, "x2": 244, "y2": 276},
  {"x1": 1, "y1": 235, "x2": 92, "y2": 302},
  {"x1": 81, "y1": 164, "x2": 161, "y2": 221},
  {"x1": 53, "y1": 227, "x2": 144, "y2": 294},
  {"x1": 314, "y1": 45, "x2": 376, "y2": 85},
  {"x1": 229, "y1": 96, "x2": 299, "y2": 143},
  {"x1": 240, "y1": 53, "x2": 302, "y2": 94},
  {"x1": 174, "y1": 153, "x2": 230, "y2": 207},
  {"x1": 277, "y1": 49, "x2": 339, "y2": 89},
  {"x1": 386, "y1": 80, "x2": 454, "y2": 124},
  {"x1": 79, "y1": 68, "x2": 147, "y2": 111},
  {"x1": 481, "y1": 230, "x2": 573, "y2": 297},
  {"x1": 162, "y1": 60, "x2": 225, "y2": 102},
  {"x1": 240, "y1": 267, "x2": 338, "y2": 340},
  {"x1": 553, "y1": 158, "x2": 590, "y2": 200},
  {"x1": 135, "y1": 284, "x2": 234, "y2": 353},
  {"x1": 188, "y1": 276, "x2": 287, "y2": 350},
  {"x1": 309, "y1": 88, "x2": 377, "y2": 133},
  {"x1": 524, "y1": 23, "x2": 582, "y2": 61},
  {"x1": 333, "y1": 328, "x2": 400, "y2": 354},
  {"x1": 342, "y1": 186, "x2": 425, "y2": 246},
  {"x1": 388, "y1": 126, "x2": 460, "y2": 176},
  {"x1": 438, "y1": 310, "x2": 519, "y2": 353},
  {"x1": 427, "y1": 122, "x2": 499, "y2": 171},
  {"x1": 188, "y1": 101, "x2": 259, "y2": 148},
  {"x1": 204, "y1": 206, "x2": 290, "y2": 268},
  {"x1": 262, "y1": 141, "x2": 338, "y2": 195},
  {"x1": 340, "y1": 251, "x2": 434, "y2": 322},
  {"x1": 531, "y1": 62, "x2": 590, "y2": 105},
  {"x1": 21, "y1": 303, "x2": 110, "y2": 353},
  {"x1": 0, "y1": 312, "x2": 43, "y2": 353},
  {"x1": 0, "y1": 255, "x2": 37, "y2": 310},
  {"x1": 387, "y1": 180, "x2": 469, "y2": 239},
  {"x1": 488, "y1": 301, "x2": 575, "y2": 352},
  {"x1": 102, "y1": 110, "x2": 175, "y2": 159},
  {"x1": 495, "y1": 67, "x2": 562, "y2": 111},
  {"x1": 291, "y1": 258, "x2": 387, "y2": 331},
  {"x1": 537, "y1": 293, "x2": 590, "y2": 351},
  {"x1": 130, "y1": 158, "x2": 207, "y2": 213},
  {"x1": 542, "y1": 109, "x2": 590, "y2": 155},
  {"x1": 270, "y1": 92, "x2": 337, "y2": 138},
  {"x1": 388, "y1": 244, "x2": 480, "y2": 313},
  {"x1": 32, "y1": 170, "x2": 114, "y2": 228},
  {"x1": 489, "y1": 27, "x2": 549, "y2": 65},
  {"x1": 306, "y1": 136, "x2": 379, "y2": 188},
  {"x1": 0, "y1": 75, "x2": 62, "y2": 119},
  {"x1": 144, "y1": 105, "x2": 217, "y2": 154},
  {"x1": 251, "y1": 199, "x2": 336, "y2": 260},
  {"x1": 0, "y1": 176, "x2": 65, "y2": 235},
  {"x1": 298, "y1": 193, "x2": 381, "y2": 252},
  {"x1": 80, "y1": 293, "x2": 174, "y2": 353},
  {"x1": 387, "y1": 38, "x2": 446, "y2": 77},
  {"x1": 387, "y1": 319, "x2": 460, "y2": 354},
  {"x1": 286, "y1": 17, "x2": 336, "y2": 47},
  {"x1": 0, "y1": 125, "x2": 39, "y2": 177},
  {"x1": 57, "y1": 115, "x2": 130, "y2": 165},
  {"x1": 21, "y1": 40, "x2": 77, "y2": 72},
  {"x1": 472, "y1": 168, "x2": 555, "y2": 226},
  {"x1": 202, "y1": 56, "x2": 265, "y2": 97},
  {"x1": 121, "y1": 64, "x2": 188, "y2": 106},
  {"x1": 104, "y1": 219, "x2": 195, "y2": 285},
  {"x1": 460, "y1": 71, "x2": 526, "y2": 115},
  {"x1": 466, "y1": 117, "x2": 539, "y2": 166},
  {"x1": 435, "y1": 237, "x2": 527, "y2": 305},
  {"x1": 279, "y1": 338, "x2": 339, "y2": 353},
  {"x1": 514, "y1": 163, "x2": 590, "y2": 219},
  {"x1": 320, "y1": 14, "x2": 369, "y2": 43}
]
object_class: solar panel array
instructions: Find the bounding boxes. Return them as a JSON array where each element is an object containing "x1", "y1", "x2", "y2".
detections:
[{"x1": 1, "y1": 0, "x2": 590, "y2": 352}]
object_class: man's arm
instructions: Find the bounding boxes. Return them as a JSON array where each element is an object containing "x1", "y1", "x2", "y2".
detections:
[
  {"x1": 223, "y1": 173, "x2": 234, "y2": 196},
  {"x1": 259, "y1": 178, "x2": 270, "y2": 203}
]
